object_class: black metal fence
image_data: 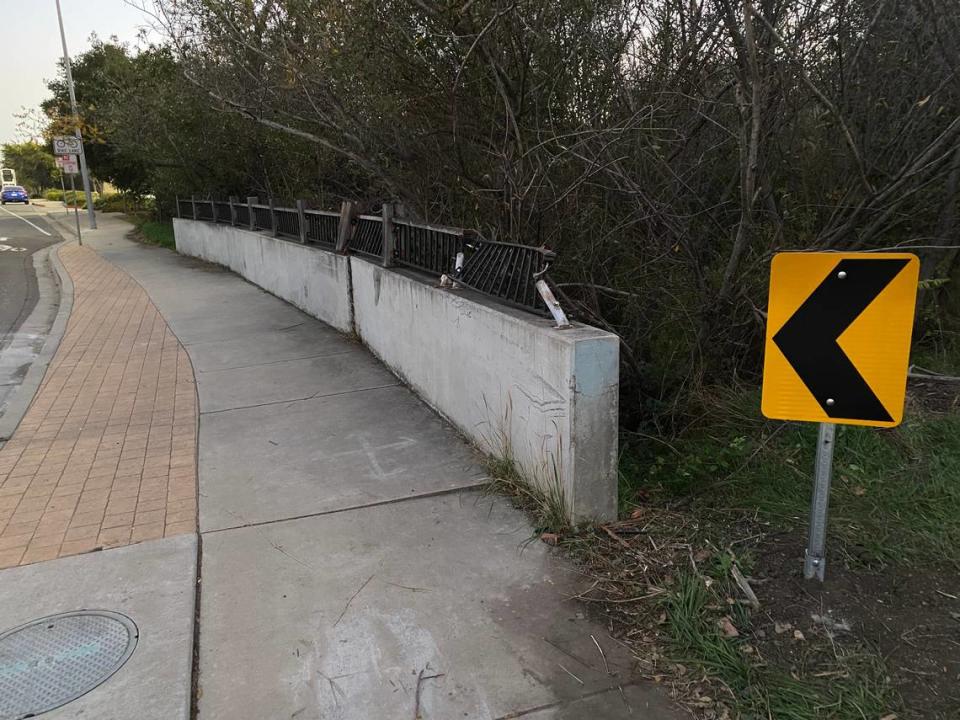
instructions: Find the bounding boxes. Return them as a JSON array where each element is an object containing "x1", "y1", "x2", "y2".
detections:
[
  {"x1": 306, "y1": 211, "x2": 339, "y2": 248},
  {"x1": 351, "y1": 216, "x2": 384, "y2": 259},
  {"x1": 176, "y1": 195, "x2": 555, "y2": 315},
  {"x1": 252, "y1": 205, "x2": 272, "y2": 232},
  {"x1": 458, "y1": 240, "x2": 554, "y2": 312},
  {"x1": 394, "y1": 220, "x2": 466, "y2": 276},
  {"x1": 275, "y1": 208, "x2": 299, "y2": 239}
]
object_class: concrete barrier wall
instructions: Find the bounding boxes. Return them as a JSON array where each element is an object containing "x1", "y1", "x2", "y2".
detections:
[
  {"x1": 172, "y1": 219, "x2": 619, "y2": 522},
  {"x1": 350, "y1": 257, "x2": 619, "y2": 522},
  {"x1": 173, "y1": 219, "x2": 352, "y2": 333}
]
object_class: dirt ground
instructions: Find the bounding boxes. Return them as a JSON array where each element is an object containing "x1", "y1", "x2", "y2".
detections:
[{"x1": 751, "y1": 531, "x2": 960, "y2": 719}]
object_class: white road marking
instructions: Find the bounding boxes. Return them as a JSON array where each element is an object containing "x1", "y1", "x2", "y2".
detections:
[
  {"x1": 0, "y1": 243, "x2": 28, "y2": 252},
  {"x1": 0, "y1": 206, "x2": 52, "y2": 236}
]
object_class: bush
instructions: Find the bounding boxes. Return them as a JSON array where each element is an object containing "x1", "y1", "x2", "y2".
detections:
[
  {"x1": 50, "y1": 190, "x2": 100, "y2": 208},
  {"x1": 95, "y1": 193, "x2": 155, "y2": 213}
]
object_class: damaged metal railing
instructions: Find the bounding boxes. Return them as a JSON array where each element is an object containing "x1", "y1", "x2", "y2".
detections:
[{"x1": 176, "y1": 196, "x2": 568, "y2": 320}]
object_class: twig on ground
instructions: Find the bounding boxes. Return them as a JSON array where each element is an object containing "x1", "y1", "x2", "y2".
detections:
[
  {"x1": 731, "y1": 565, "x2": 760, "y2": 609},
  {"x1": 602, "y1": 525, "x2": 633, "y2": 549},
  {"x1": 558, "y1": 663, "x2": 585, "y2": 685},
  {"x1": 413, "y1": 669, "x2": 445, "y2": 719},
  {"x1": 334, "y1": 573, "x2": 375, "y2": 627},
  {"x1": 542, "y1": 637, "x2": 604, "y2": 673},
  {"x1": 591, "y1": 634, "x2": 611, "y2": 675}
]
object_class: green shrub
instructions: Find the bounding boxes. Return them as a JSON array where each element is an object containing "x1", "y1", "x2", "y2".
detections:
[
  {"x1": 95, "y1": 193, "x2": 155, "y2": 213},
  {"x1": 52, "y1": 190, "x2": 100, "y2": 208},
  {"x1": 45, "y1": 189, "x2": 64, "y2": 201}
]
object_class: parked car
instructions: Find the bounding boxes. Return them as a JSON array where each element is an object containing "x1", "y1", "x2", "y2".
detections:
[{"x1": 1, "y1": 186, "x2": 29, "y2": 204}]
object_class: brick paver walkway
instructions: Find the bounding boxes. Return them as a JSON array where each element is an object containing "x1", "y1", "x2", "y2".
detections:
[{"x1": 0, "y1": 244, "x2": 197, "y2": 568}]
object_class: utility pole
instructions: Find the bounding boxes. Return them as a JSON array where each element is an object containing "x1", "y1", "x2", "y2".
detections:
[{"x1": 54, "y1": 0, "x2": 96, "y2": 229}]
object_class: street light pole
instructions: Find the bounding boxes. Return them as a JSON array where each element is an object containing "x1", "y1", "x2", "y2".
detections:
[{"x1": 54, "y1": 0, "x2": 96, "y2": 229}]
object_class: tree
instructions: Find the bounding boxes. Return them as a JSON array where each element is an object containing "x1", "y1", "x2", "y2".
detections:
[
  {"x1": 39, "y1": 0, "x2": 960, "y2": 426},
  {"x1": 0, "y1": 142, "x2": 56, "y2": 194}
]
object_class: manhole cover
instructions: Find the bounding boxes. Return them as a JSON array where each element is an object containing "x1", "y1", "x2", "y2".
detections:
[{"x1": 0, "y1": 610, "x2": 138, "y2": 719}]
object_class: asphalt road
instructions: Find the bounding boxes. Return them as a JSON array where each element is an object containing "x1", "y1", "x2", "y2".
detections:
[
  {"x1": 0, "y1": 203, "x2": 63, "y2": 437},
  {"x1": 0, "y1": 204, "x2": 58, "y2": 343}
]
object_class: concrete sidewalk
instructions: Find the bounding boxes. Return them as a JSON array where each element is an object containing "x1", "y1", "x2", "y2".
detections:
[
  {"x1": 0, "y1": 215, "x2": 199, "y2": 720},
  {"x1": 44, "y1": 214, "x2": 681, "y2": 719}
]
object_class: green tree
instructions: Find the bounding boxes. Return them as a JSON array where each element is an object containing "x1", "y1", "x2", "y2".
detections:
[{"x1": 0, "y1": 142, "x2": 56, "y2": 194}]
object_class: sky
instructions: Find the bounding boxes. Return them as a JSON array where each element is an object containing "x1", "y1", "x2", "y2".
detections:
[{"x1": 0, "y1": 1, "x2": 156, "y2": 146}]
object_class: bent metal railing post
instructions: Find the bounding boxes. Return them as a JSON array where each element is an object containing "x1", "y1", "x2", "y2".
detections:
[
  {"x1": 336, "y1": 201, "x2": 356, "y2": 254},
  {"x1": 229, "y1": 196, "x2": 238, "y2": 226},
  {"x1": 381, "y1": 203, "x2": 396, "y2": 268},
  {"x1": 191, "y1": 195, "x2": 198, "y2": 221},
  {"x1": 296, "y1": 200, "x2": 307, "y2": 245},
  {"x1": 269, "y1": 197, "x2": 278, "y2": 238},
  {"x1": 246, "y1": 196, "x2": 257, "y2": 231},
  {"x1": 456, "y1": 239, "x2": 557, "y2": 314}
]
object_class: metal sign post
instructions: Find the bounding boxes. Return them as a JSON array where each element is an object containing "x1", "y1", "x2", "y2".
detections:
[
  {"x1": 68, "y1": 172, "x2": 82, "y2": 246},
  {"x1": 804, "y1": 422, "x2": 836, "y2": 581},
  {"x1": 59, "y1": 171, "x2": 68, "y2": 215}
]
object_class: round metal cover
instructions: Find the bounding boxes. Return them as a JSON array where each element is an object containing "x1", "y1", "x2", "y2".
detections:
[{"x1": 0, "y1": 610, "x2": 138, "y2": 719}]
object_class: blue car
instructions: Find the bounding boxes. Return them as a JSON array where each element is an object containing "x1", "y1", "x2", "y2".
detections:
[{"x1": 1, "y1": 186, "x2": 29, "y2": 204}]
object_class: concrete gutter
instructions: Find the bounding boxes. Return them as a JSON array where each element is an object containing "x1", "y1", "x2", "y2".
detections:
[{"x1": 0, "y1": 236, "x2": 74, "y2": 447}]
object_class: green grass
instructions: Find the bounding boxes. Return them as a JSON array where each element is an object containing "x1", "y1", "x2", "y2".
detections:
[
  {"x1": 664, "y1": 573, "x2": 892, "y2": 719},
  {"x1": 621, "y1": 388, "x2": 960, "y2": 568},
  {"x1": 485, "y1": 454, "x2": 570, "y2": 535},
  {"x1": 613, "y1": 385, "x2": 960, "y2": 718},
  {"x1": 133, "y1": 219, "x2": 175, "y2": 250}
]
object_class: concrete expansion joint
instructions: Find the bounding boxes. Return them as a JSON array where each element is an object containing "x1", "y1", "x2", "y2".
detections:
[{"x1": 201, "y1": 481, "x2": 490, "y2": 536}]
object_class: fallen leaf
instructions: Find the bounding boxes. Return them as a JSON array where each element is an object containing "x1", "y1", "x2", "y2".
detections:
[
  {"x1": 718, "y1": 616, "x2": 740, "y2": 637},
  {"x1": 793, "y1": 629, "x2": 806, "y2": 641},
  {"x1": 879, "y1": 714, "x2": 898, "y2": 720},
  {"x1": 630, "y1": 508, "x2": 645, "y2": 519},
  {"x1": 852, "y1": 485, "x2": 867, "y2": 496},
  {"x1": 540, "y1": 533, "x2": 559, "y2": 546},
  {"x1": 694, "y1": 548, "x2": 711, "y2": 562},
  {"x1": 774, "y1": 622, "x2": 793, "y2": 634}
]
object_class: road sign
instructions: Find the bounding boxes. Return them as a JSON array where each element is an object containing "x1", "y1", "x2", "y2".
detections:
[
  {"x1": 52, "y1": 136, "x2": 84, "y2": 157},
  {"x1": 55, "y1": 154, "x2": 79, "y2": 174},
  {"x1": 761, "y1": 252, "x2": 919, "y2": 428}
]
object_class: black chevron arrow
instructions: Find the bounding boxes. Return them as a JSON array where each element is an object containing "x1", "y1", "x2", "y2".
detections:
[{"x1": 772, "y1": 258, "x2": 910, "y2": 422}]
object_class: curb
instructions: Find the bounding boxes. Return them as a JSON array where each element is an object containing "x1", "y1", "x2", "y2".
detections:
[{"x1": 0, "y1": 224, "x2": 75, "y2": 445}]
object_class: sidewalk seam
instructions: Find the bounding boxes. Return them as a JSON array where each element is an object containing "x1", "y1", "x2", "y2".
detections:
[
  {"x1": 198, "y1": 381, "x2": 401, "y2": 416},
  {"x1": 196, "y1": 348, "x2": 357, "y2": 374},
  {"x1": 201, "y1": 480, "x2": 490, "y2": 535}
]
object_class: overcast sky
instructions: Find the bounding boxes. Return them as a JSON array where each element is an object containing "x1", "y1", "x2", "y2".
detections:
[{"x1": 1, "y1": 1, "x2": 154, "y2": 146}]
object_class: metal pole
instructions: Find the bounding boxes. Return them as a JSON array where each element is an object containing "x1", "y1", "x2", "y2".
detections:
[
  {"x1": 69, "y1": 172, "x2": 82, "y2": 246},
  {"x1": 59, "y1": 171, "x2": 68, "y2": 214},
  {"x1": 804, "y1": 422, "x2": 836, "y2": 581},
  {"x1": 55, "y1": 0, "x2": 96, "y2": 229}
]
